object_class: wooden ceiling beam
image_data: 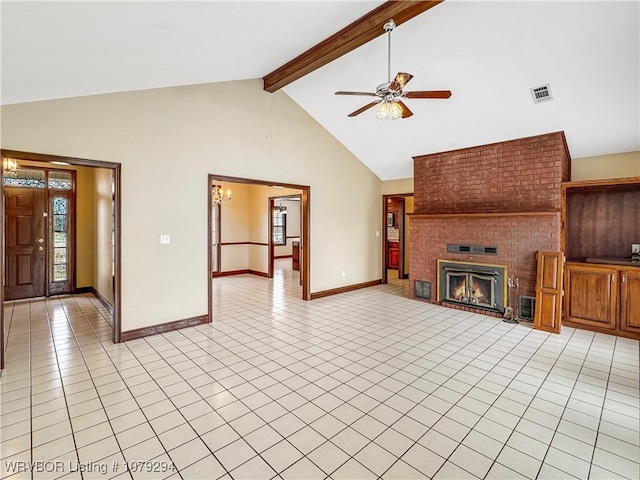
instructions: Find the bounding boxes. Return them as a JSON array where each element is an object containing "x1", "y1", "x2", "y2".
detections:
[{"x1": 262, "y1": 0, "x2": 444, "y2": 93}]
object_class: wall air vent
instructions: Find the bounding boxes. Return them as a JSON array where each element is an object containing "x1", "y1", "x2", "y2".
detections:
[
  {"x1": 447, "y1": 244, "x2": 498, "y2": 255},
  {"x1": 519, "y1": 296, "x2": 536, "y2": 321},
  {"x1": 414, "y1": 280, "x2": 431, "y2": 300},
  {"x1": 531, "y1": 84, "x2": 553, "y2": 104}
]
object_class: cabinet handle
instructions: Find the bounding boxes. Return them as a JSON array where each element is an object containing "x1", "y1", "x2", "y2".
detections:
[
  {"x1": 611, "y1": 275, "x2": 615, "y2": 283},
  {"x1": 622, "y1": 275, "x2": 626, "y2": 284}
]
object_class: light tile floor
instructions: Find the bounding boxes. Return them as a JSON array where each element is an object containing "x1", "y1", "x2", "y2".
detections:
[{"x1": 1, "y1": 260, "x2": 638, "y2": 479}]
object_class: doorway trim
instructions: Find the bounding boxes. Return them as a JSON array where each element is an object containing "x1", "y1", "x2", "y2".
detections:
[
  {"x1": 268, "y1": 194, "x2": 302, "y2": 279},
  {"x1": 382, "y1": 193, "x2": 413, "y2": 284},
  {"x1": 207, "y1": 174, "x2": 310, "y2": 326},
  {"x1": 1, "y1": 149, "x2": 122, "y2": 369}
]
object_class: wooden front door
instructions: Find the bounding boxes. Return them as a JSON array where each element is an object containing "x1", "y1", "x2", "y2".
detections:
[
  {"x1": 534, "y1": 251, "x2": 565, "y2": 333},
  {"x1": 4, "y1": 187, "x2": 46, "y2": 300}
]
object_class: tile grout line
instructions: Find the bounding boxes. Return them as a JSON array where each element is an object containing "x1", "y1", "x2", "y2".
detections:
[
  {"x1": 533, "y1": 331, "x2": 599, "y2": 479},
  {"x1": 381, "y1": 323, "x2": 568, "y2": 479}
]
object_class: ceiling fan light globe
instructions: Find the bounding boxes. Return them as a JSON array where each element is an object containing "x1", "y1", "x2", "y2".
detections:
[
  {"x1": 376, "y1": 102, "x2": 389, "y2": 120},
  {"x1": 390, "y1": 101, "x2": 403, "y2": 120}
]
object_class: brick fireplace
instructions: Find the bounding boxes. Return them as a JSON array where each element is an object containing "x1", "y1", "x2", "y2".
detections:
[{"x1": 409, "y1": 131, "x2": 571, "y2": 317}]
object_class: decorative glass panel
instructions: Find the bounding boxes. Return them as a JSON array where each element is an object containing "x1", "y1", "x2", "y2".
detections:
[
  {"x1": 54, "y1": 232, "x2": 66, "y2": 248},
  {"x1": 54, "y1": 265, "x2": 67, "y2": 281},
  {"x1": 53, "y1": 196, "x2": 68, "y2": 214},
  {"x1": 54, "y1": 214, "x2": 67, "y2": 232},
  {"x1": 48, "y1": 170, "x2": 72, "y2": 189},
  {"x1": 3, "y1": 168, "x2": 46, "y2": 187},
  {"x1": 54, "y1": 247, "x2": 67, "y2": 263},
  {"x1": 52, "y1": 196, "x2": 69, "y2": 282}
]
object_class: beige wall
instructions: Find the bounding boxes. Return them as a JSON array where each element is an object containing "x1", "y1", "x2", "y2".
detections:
[
  {"x1": 382, "y1": 178, "x2": 413, "y2": 195},
  {"x1": 247, "y1": 186, "x2": 300, "y2": 272},
  {"x1": 218, "y1": 184, "x2": 300, "y2": 273},
  {"x1": 571, "y1": 151, "x2": 640, "y2": 181},
  {"x1": 220, "y1": 183, "x2": 250, "y2": 272},
  {"x1": 1, "y1": 79, "x2": 382, "y2": 331},
  {"x1": 75, "y1": 166, "x2": 96, "y2": 287},
  {"x1": 93, "y1": 168, "x2": 113, "y2": 304}
]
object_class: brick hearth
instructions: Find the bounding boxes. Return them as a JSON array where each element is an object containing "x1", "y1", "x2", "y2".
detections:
[{"x1": 409, "y1": 131, "x2": 571, "y2": 315}]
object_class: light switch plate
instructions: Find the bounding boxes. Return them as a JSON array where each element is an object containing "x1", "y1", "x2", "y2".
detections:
[
  {"x1": 633, "y1": 244, "x2": 640, "y2": 253},
  {"x1": 160, "y1": 235, "x2": 170, "y2": 244}
]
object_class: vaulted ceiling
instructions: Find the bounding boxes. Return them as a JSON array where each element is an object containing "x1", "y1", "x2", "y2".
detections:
[{"x1": 2, "y1": 1, "x2": 638, "y2": 180}]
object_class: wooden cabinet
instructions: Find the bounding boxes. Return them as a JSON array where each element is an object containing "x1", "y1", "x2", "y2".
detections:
[
  {"x1": 561, "y1": 178, "x2": 640, "y2": 340},
  {"x1": 620, "y1": 268, "x2": 640, "y2": 334},
  {"x1": 388, "y1": 242, "x2": 399, "y2": 269},
  {"x1": 565, "y1": 264, "x2": 618, "y2": 330},
  {"x1": 564, "y1": 262, "x2": 640, "y2": 339},
  {"x1": 292, "y1": 241, "x2": 300, "y2": 271}
]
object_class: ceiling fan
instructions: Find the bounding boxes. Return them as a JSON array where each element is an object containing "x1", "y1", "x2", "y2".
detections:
[{"x1": 335, "y1": 19, "x2": 452, "y2": 120}]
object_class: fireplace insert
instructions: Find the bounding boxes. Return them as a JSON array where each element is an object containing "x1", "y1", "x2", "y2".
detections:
[{"x1": 437, "y1": 260, "x2": 507, "y2": 313}]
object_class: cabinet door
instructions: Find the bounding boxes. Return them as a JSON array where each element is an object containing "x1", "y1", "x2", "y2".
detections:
[
  {"x1": 620, "y1": 269, "x2": 640, "y2": 333},
  {"x1": 534, "y1": 251, "x2": 564, "y2": 333},
  {"x1": 388, "y1": 247, "x2": 399, "y2": 269},
  {"x1": 565, "y1": 264, "x2": 618, "y2": 329}
]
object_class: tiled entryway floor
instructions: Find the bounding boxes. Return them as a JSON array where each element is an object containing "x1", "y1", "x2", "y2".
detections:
[{"x1": 1, "y1": 264, "x2": 638, "y2": 479}]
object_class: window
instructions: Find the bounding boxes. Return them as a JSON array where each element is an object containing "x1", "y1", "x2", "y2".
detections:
[
  {"x1": 52, "y1": 196, "x2": 69, "y2": 281},
  {"x1": 3, "y1": 168, "x2": 46, "y2": 187},
  {"x1": 273, "y1": 209, "x2": 286, "y2": 245},
  {"x1": 48, "y1": 170, "x2": 73, "y2": 189}
]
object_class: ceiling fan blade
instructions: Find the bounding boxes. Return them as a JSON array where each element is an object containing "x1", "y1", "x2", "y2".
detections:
[
  {"x1": 388, "y1": 72, "x2": 413, "y2": 92},
  {"x1": 335, "y1": 91, "x2": 378, "y2": 96},
  {"x1": 348, "y1": 101, "x2": 380, "y2": 117},
  {"x1": 398, "y1": 101, "x2": 413, "y2": 118},
  {"x1": 405, "y1": 90, "x2": 452, "y2": 99}
]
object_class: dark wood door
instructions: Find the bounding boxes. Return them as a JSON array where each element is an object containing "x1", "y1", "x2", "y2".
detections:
[
  {"x1": 534, "y1": 251, "x2": 564, "y2": 333},
  {"x1": 564, "y1": 264, "x2": 617, "y2": 330},
  {"x1": 620, "y1": 269, "x2": 640, "y2": 334},
  {"x1": 4, "y1": 187, "x2": 46, "y2": 300}
]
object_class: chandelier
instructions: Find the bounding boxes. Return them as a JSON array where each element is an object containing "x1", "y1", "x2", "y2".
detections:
[
  {"x1": 376, "y1": 99, "x2": 403, "y2": 121},
  {"x1": 3, "y1": 158, "x2": 18, "y2": 175},
  {"x1": 212, "y1": 184, "x2": 231, "y2": 205},
  {"x1": 274, "y1": 204, "x2": 287, "y2": 214}
]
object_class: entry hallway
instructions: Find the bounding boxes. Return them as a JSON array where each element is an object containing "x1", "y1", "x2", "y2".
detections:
[{"x1": 1, "y1": 268, "x2": 639, "y2": 479}]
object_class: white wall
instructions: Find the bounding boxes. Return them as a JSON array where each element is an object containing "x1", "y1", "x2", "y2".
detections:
[{"x1": 1, "y1": 79, "x2": 383, "y2": 331}]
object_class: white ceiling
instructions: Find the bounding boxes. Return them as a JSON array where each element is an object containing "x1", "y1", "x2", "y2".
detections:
[{"x1": 2, "y1": 1, "x2": 639, "y2": 181}]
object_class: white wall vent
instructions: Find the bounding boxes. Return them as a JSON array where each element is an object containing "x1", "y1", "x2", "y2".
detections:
[{"x1": 530, "y1": 84, "x2": 553, "y2": 104}]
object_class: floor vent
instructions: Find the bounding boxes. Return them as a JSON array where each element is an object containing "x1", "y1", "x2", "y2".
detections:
[
  {"x1": 531, "y1": 84, "x2": 553, "y2": 104},
  {"x1": 414, "y1": 280, "x2": 431, "y2": 300},
  {"x1": 519, "y1": 295, "x2": 536, "y2": 320},
  {"x1": 447, "y1": 244, "x2": 498, "y2": 255}
]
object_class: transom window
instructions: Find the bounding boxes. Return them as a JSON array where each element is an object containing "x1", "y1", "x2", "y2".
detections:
[{"x1": 3, "y1": 167, "x2": 73, "y2": 190}]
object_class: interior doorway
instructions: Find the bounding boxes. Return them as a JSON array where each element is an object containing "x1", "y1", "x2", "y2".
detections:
[
  {"x1": 1, "y1": 150, "x2": 122, "y2": 370},
  {"x1": 382, "y1": 193, "x2": 414, "y2": 284},
  {"x1": 207, "y1": 175, "x2": 310, "y2": 322},
  {"x1": 269, "y1": 194, "x2": 302, "y2": 282}
]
